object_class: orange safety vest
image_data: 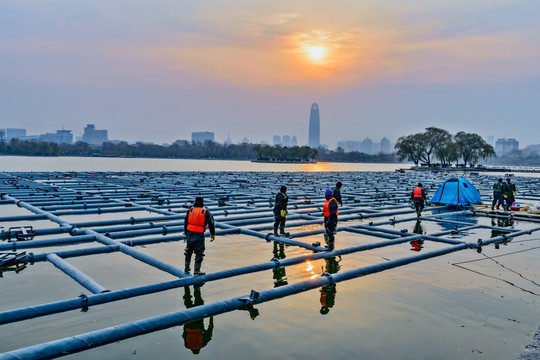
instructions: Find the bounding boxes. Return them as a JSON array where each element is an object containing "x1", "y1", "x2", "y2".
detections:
[
  {"x1": 323, "y1": 198, "x2": 338, "y2": 217},
  {"x1": 413, "y1": 187, "x2": 423, "y2": 198},
  {"x1": 187, "y1": 207, "x2": 207, "y2": 233}
]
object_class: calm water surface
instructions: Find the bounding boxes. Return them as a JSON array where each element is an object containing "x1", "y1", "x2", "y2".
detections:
[
  {"x1": 0, "y1": 156, "x2": 402, "y2": 172},
  {"x1": 0, "y1": 158, "x2": 539, "y2": 360}
]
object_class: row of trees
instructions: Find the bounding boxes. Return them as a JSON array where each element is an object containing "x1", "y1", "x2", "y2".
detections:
[
  {"x1": 253, "y1": 145, "x2": 318, "y2": 162},
  {"x1": 394, "y1": 127, "x2": 495, "y2": 167},
  {"x1": 0, "y1": 138, "x2": 400, "y2": 163}
]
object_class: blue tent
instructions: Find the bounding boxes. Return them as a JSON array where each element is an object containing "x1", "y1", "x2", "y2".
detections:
[{"x1": 429, "y1": 177, "x2": 482, "y2": 206}]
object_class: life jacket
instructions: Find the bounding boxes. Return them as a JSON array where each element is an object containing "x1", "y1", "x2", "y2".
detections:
[
  {"x1": 187, "y1": 207, "x2": 207, "y2": 233},
  {"x1": 412, "y1": 187, "x2": 423, "y2": 198},
  {"x1": 185, "y1": 328, "x2": 204, "y2": 350},
  {"x1": 323, "y1": 198, "x2": 338, "y2": 217},
  {"x1": 493, "y1": 182, "x2": 503, "y2": 193}
]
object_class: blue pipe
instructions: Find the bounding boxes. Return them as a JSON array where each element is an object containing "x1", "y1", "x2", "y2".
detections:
[
  {"x1": 46, "y1": 254, "x2": 109, "y2": 294},
  {"x1": 0, "y1": 235, "x2": 421, "y2": 325},
  {"x1": 0, "y1": 243, "x2": 470, "y2": 360}
]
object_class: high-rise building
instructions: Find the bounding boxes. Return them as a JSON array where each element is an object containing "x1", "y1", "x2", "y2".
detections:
[
  {"x1": 361, "y1": 137, "x2": 373, "y2": 154},
  {"x1": 381, "y1": 137, "x2": 390, "y2": 153},
  {"x1": 291, "y1": 135, "x2": 298, "y2": 146},
  {"x1": 82, "y1": 124, "x2": 108, "y2": 145},
  {"x1": 486, "y1": 136, "x2": 494, "y2": 147},
  {"x1": 495, "y1": 138, "x2": 519, "y2": 157},
  {"x1": 6, "y1": 128, "x2": 26, "y2": 140},
  {"x1": 191, "y1": 131, "x2": 214, "y2": 144},
  {"x1": 39, "y1": 129, "x2": 73, "y2": 144},
  {"x1": 273, "y1": 135, "x2": 281, "y2": 146},
  {"x1": 282, "y1": 135, "x2": 291, "y2": 147},
  {"x1": 308, "y1": 103, "x2": 320, "y2": 148}
]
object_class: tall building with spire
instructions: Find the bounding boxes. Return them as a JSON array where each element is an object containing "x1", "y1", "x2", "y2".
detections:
[{"x1": 308, "y1": 103, "x2": 320, "y2": 148}]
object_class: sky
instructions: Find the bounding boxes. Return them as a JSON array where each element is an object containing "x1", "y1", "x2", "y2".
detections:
[{"x1": 1, "y1": 1, "x2": 539, "y2": 148}]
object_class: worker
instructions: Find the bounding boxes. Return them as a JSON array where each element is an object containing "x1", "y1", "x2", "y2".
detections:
[
  {"x1": 323, "y1": 189, "x2": 339, "y2": 245},
  {"x1": 184, "y1": 197, "x2": 216, "y2": 276},
  {"x1": 410, "y1": 183, "x2": 427, "y2": 217},
  {"x1": 273, "y1": 185, "x2": 288, "y2": 236},
  {"x1": 491, "y1": 178, "x2": 505, "y2": 211},
  {"x1": 182, "y1": 285, "x2": 214, "y2": 354},
  {"x1": 502, "y1": 178, "x2": 517, "y2": 211},
  {"x1": 332, "y1": 181, "x2": 343, "y2": 206}
]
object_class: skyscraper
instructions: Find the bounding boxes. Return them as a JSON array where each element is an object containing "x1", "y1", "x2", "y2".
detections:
[{"x1": 308, "y1": 103, "x2": 320, "y2": 148}]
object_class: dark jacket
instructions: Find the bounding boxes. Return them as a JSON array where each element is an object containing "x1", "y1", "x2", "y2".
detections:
[
  {"x1": 332, "y1": 187, "x2": 342, "y2": 206},
  {"x1": 273, "y1": 191, "x2": 288, "y2": 215}
]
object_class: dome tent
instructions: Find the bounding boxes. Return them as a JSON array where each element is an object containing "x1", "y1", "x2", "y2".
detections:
[{"x1": 429, "y1": 177, "x2": 482, "y2": 206}]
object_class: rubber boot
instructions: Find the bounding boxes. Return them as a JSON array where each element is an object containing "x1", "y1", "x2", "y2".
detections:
[
  {"x1": 273, "y1": 224, "x2": 279, "y2": 236},
  {"x1": 184, "y1": 259, "x2": 191, "y2": 273},
  {"x1": 194, "y1": 261, "x2": 205, "y2": 276},
  {"x1": 279, "y1": 226, "x2": 286, "y2": 235}
]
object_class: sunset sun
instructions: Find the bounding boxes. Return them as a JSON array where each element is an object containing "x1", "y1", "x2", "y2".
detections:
[{"x1": 307, "y1": 45, "x2": 326, "y2": 61}]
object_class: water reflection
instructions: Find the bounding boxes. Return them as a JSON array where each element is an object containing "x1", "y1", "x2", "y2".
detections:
[
  {"x1": 319, "y1": 255, "x2": 341, "y2": 315},
  {"x1": 490, "y1": 218, "x2": 514, "y2": 248},
  {"x1": 182, "y1": 285, "x2": 214, "y2": 354},
  {"x1": 410, "y1": 220, "x2": 425, "y2": 252},
  {"x1": 0, "y1": 262, "x2": 27, "y2": 277},
  {"x1": 272, "y1": 243, "x2": 288, "y2": 288}
]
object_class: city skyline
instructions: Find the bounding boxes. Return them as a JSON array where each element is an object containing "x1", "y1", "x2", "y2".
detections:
[{"x1": 1, "y1": 1, "x2": 539, "y2": 148}]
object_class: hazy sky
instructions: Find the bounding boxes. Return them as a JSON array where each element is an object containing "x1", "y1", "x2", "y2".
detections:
[{"x1": 1, "y1": 1, "x2": 539, "y2": 148}]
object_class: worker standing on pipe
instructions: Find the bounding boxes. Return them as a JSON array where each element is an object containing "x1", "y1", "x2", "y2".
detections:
[
  {"x1": 410, "y1": 183, "x2": 427, "y2": 217},
  {"x1": 332, "y1": 181, "x2": 343, "y2": 206},
  {"x1": 323, "y1": 189, "x2": 339, "y2": 245},
  {"x1": 273, "y1": 185, "x2": 288, "y2": 236},
  {"x1": 184, "y1": 197, "x2": 216, "y2": 276}
]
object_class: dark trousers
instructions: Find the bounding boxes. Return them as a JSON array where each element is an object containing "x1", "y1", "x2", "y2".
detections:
[
  {"x1": 413, "y1": 199, "x2": 424, "y2": 215},
  {"x1": 274, "y1": 214, "x2": 286, "y2": 233},
  {"x1": 325, "y1": 216, "x2": 338, "y2": 241},
  {"x1": 492, "y1": 192, "x2": 504, "y2": 210},
  {"x1": 185, "y1": 231, "x2": 206, "y2": 271},
  {"x1": 505, "y1": 195, "x2": 515, "y2": 211}
]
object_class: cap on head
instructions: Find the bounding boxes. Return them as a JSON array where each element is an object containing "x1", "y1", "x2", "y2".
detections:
[
  {"x1": 336, "y1": 181, "x2": 342, "y2": 188},
  {"x1": 194, "y1": 197, "x2": 204, "y2": 206},
  {"x1": 417, "y1": 183, "x2": 423, "y2": 187},
  {"x1": 280, "y1": 185, "x2": 287, "y2": 193},
  {"x1": 325, "y1": 189, "x2": 333, "y2": 196}
]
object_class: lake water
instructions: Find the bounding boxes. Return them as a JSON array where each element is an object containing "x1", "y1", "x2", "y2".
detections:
[
  {"x1": 0, "y1": 156, "x2": 403, "y2": 172},
  {"x1": 0, "y1": 158, "x2": 539, "y2": 360}
]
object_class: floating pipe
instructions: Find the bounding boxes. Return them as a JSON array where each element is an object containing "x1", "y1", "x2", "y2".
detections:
[
  {"x1": 0, "y1": 244, "x2": 469, "y2": 360},
  {"x1": 46, "y1": 254, "x2": 109, "y2": 294}
]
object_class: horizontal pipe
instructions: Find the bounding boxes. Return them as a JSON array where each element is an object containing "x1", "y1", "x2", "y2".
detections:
[
  {"x1": 46, "y1": 254, "x2": 109, "y2": 294},
  {"x1": 0, "y1": 243, "x2": 469, "y2": 360}
]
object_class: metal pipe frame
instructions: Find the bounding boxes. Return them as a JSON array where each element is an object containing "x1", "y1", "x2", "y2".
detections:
[{"x1": 1, "y1": 170, "x2": 540, "y2": 359}]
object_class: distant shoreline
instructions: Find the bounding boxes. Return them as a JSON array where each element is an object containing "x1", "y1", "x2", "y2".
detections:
[
  {"x1": 251, "y1": 160, "x2": 315, "y2": 164},
  {"x1": 406, "y1": 166, "x2": 540, "y2": 173}
]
